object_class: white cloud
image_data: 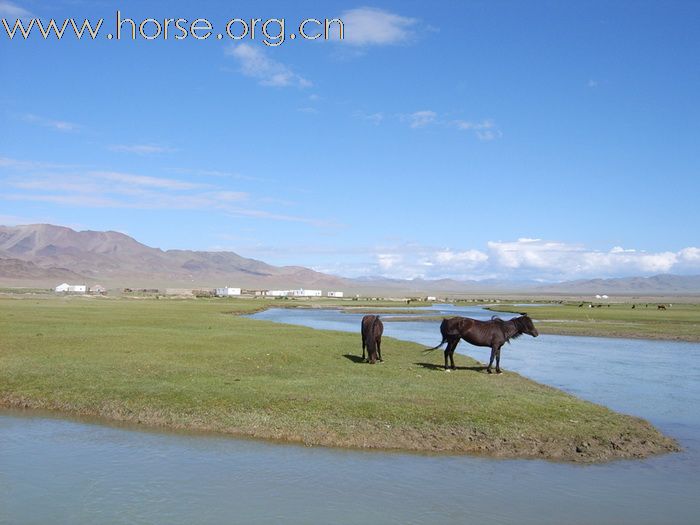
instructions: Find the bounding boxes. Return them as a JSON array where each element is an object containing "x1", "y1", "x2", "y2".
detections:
[
  {"x1": 341, "y1": 239, "x2": 700, "y2": 281},
  {"x1": 89, "y1": 171, "x2": 206, "y2": 191},
  {"x1": 109, "y1": 144, "x2": 172, "y2": 155},
  {"x1": 225, "y1": 43, "x2": 311, "y2": 88},
  {"x1": 0, "y1": 1, "x2": 30, "y2": 18},
  {"x1": 0, "y1": 156, "x2": 332, "y2": 227},
  {"x1": 337, "y1": 7, "x2": 417, "y2": 46},
  {"x1": 23, "y1": 114, "x2": 79, "y2": 132},
  {"x1": 454, "y1": 119, "x2": 502, "y2": 141},
  {"x1": 0, "y1": 156, "x2": 76, "y2": 170},
  {"x1": 486, "y1": 239, "x2": 693, "y2": 279},
  {"x1": 354, "y1": 111, "x2": 384, "y2": 125},
  {"x1": 408, "y1": 110, "x2": 436, "y2": 128},
  {"x1": 680, "y1": 247, "x2": 700, "y2": 262},
  {"x1": 377, "y1": 253, "x2": 402, "y2": 270},
  {"x1": 435, "y1": 249, "x2": 489, "y2": 265}
]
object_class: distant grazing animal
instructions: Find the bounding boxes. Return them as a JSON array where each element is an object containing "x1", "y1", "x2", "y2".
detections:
[
  {"x1": 426, "y1": 315, "x2": 538, "y2": 374},
  {"x1": 658, "y1": 305, "x2": 667, "y2": 310},
  {"x1": 578, "y1": 303, "x2": 584, "y2": 308},
  {"x1": 361, "y1": 315, "x2": 384, "y2": 364},
  {"x1": 632, "y1": 304, "x2": 636, "y2": 309}
]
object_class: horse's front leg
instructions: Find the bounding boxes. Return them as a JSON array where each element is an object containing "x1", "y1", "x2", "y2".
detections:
[
  {"x1": 449, "y1": 346, "x2": 456, "y2": 370},
  {"x1": 362, "y1": 339, "x2": 366, "y2": 361},
  {"x1": 487, "y1": 346, "x2": 496, "y2": 373}
]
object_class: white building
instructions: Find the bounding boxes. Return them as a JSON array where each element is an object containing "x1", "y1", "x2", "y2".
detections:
[
  {"x1": 327, "y1": 291, "x2": 344, "y2": 298},
  {"x1": 89, "y1": 285, "x2": 107, "y2": 294},
  {"x1": 292, "y1": 289, "x2": 322, "y2": 297},
  {"x1": 266, "y1": 290, "x2": 291, "y2": 297},
  {"x1": 427, "y1": 296, "x2": 437, "y2": 301},
  {"x1": 215, "y1": 287, "x2": 241, "y2": 297},
  {"x1": 55, "y1": 283, "x2": 86, "y2": 294},
  {"x1": 266, "y1": 289, "x2": 322, "y2": 298}
]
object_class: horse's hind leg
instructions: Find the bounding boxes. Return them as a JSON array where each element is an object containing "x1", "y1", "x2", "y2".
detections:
[
  {"x1": 495, "y1": 345, "x2": 503, "y2": 374},
  {"x1": 444, "y1": 340, "x2": 455, "y2": 370},
  {"x1": 487, "y1": 346, "x2": 496, "y2": 373},
  {"x1": 443, "y1": 339, "x2": 457, "y2": 370},
  {"x1": 377, "y1": 338, "x2": 383, "y2": 362}
]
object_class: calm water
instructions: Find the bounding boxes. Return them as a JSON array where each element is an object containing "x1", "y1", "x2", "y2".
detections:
[{"x1": 2, "y1": 305, "x2": 699, "y2": 524}]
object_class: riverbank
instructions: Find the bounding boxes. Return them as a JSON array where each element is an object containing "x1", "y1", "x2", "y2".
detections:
[
  {"x1": 0, "y1": 297, "x2": 679, "y2": 462},
  {"x1": 485, "y1": 303, "x2": 700, "y2": 342}
]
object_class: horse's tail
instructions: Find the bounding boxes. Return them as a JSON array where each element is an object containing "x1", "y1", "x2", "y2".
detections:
[
  {"x1": 423, "y1": 338, "x2": 447, "y2": 352},
  {"x1": 424, "y1": 318, "x2": 450, "y2": 352},
  {"x1": 365, "y1": 316, "x2": 381, "y2": 361}
]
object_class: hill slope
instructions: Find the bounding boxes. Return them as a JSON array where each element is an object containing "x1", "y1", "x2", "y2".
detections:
[{"x1": 0, "y1": 224, "x2": 346, "y2": 289}]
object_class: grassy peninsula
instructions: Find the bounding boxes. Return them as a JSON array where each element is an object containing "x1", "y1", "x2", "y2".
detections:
[{"x1": 0, "y1": 296, "x2": 678, "y2": 462}]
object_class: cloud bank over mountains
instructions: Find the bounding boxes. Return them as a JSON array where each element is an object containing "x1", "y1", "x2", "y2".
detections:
[{"x1": 317, "y1": 238, "x2": 700, "y2": 282}]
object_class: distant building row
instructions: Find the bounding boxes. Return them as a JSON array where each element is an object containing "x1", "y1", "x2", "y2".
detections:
[
  {"x1": 164, "y1": 287, "x2": 343, "y2": 298},
  {"x1": 264, "y1": 289, "x2": 343, "y2": 298},
  {"x1": 54, "y1": 283, "x2": 345, "y2": 298}
]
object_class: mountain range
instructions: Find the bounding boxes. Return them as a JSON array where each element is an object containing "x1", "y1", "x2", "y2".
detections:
[{"x1": 1, "y1": 224, "x2": 698, "y2": 295}]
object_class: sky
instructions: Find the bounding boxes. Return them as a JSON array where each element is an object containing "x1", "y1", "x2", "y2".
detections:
[{"x1": 1, "y1": 0, "x2": 699, "y2": 282}]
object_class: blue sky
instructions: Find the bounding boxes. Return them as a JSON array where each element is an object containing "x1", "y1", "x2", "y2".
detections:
[{"x1": 1, "y1": 0, "x2": 699, "y2": 281}]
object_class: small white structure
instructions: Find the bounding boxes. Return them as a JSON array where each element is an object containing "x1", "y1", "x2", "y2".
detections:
[
  {"x1": 266, "y1": 290, "x2": 291, "y2": 297},
  {"x1": 292, "y1": 289, "x2": 322, "y2": 297},
  {"x1": 327, "y1": 291, "x2": 344, "y2": 298},
  {"x1": 427, "y1": 296, "x2": 437, "y2": 301},
  {"x1": 55, "y1": 283, "x2": 86, "y2": 294},
  {"x1": 89, "y1": 285, "x2": 107, "y2": 294},
  {"x1": 215, "y1": 287, "x2": 241, "y2": 297}
]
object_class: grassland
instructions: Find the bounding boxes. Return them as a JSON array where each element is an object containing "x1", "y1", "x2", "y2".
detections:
[
  {"x1": 487, "y1": 302, "x2": 700, "y2": 342},
  {"x1": 0, "y1": 296, "x2": 679, "y2": 462}
]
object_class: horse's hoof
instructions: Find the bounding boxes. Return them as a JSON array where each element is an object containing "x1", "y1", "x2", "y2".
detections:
[
  {"x1": 444, "y1": 369, "x2": 452, "y2": 373},
  {"x1": 486, "y1": 369, "x2": 492, "y2": 374},
  {"x1": 496, "y1": 370, "x2": 502, "y2": 375}
]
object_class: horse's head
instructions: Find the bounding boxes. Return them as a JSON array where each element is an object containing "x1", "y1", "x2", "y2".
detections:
[{"x1": 519, "y1": 314, "x2": 539, "y2": 337}]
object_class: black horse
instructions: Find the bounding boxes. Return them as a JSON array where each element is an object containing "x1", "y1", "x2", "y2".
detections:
[
  {"x1": 361, "y1": 315, "x2": 384, "y2": 364},
  {"x1": 427, "y1": 315, "x2": 538, "y2": 373}
]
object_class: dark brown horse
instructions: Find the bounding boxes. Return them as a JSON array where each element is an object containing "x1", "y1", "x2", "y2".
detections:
[
  {"x1": 427, "y1": 315, "x2": 538, "y2": 373},
  {"x1": 361, "y1": 315, "x2": 384, "y2": 364}
]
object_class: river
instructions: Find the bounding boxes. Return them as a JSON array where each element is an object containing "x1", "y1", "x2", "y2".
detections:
[{"x1": 1, "y1": 304, "x2": 699, "y2": 524}]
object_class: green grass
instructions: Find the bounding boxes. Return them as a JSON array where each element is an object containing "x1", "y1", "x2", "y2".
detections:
[
  {"x1": 487, "y1": 303, "x2": 700, "y2": 342},
  {"x1": 0, "y1": 296, "x2": 678, "y2": 462}
]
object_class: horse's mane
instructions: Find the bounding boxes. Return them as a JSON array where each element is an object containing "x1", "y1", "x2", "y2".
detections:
[{"x1": 491, "y1": 315, "x2": 525, "y2": 343}]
